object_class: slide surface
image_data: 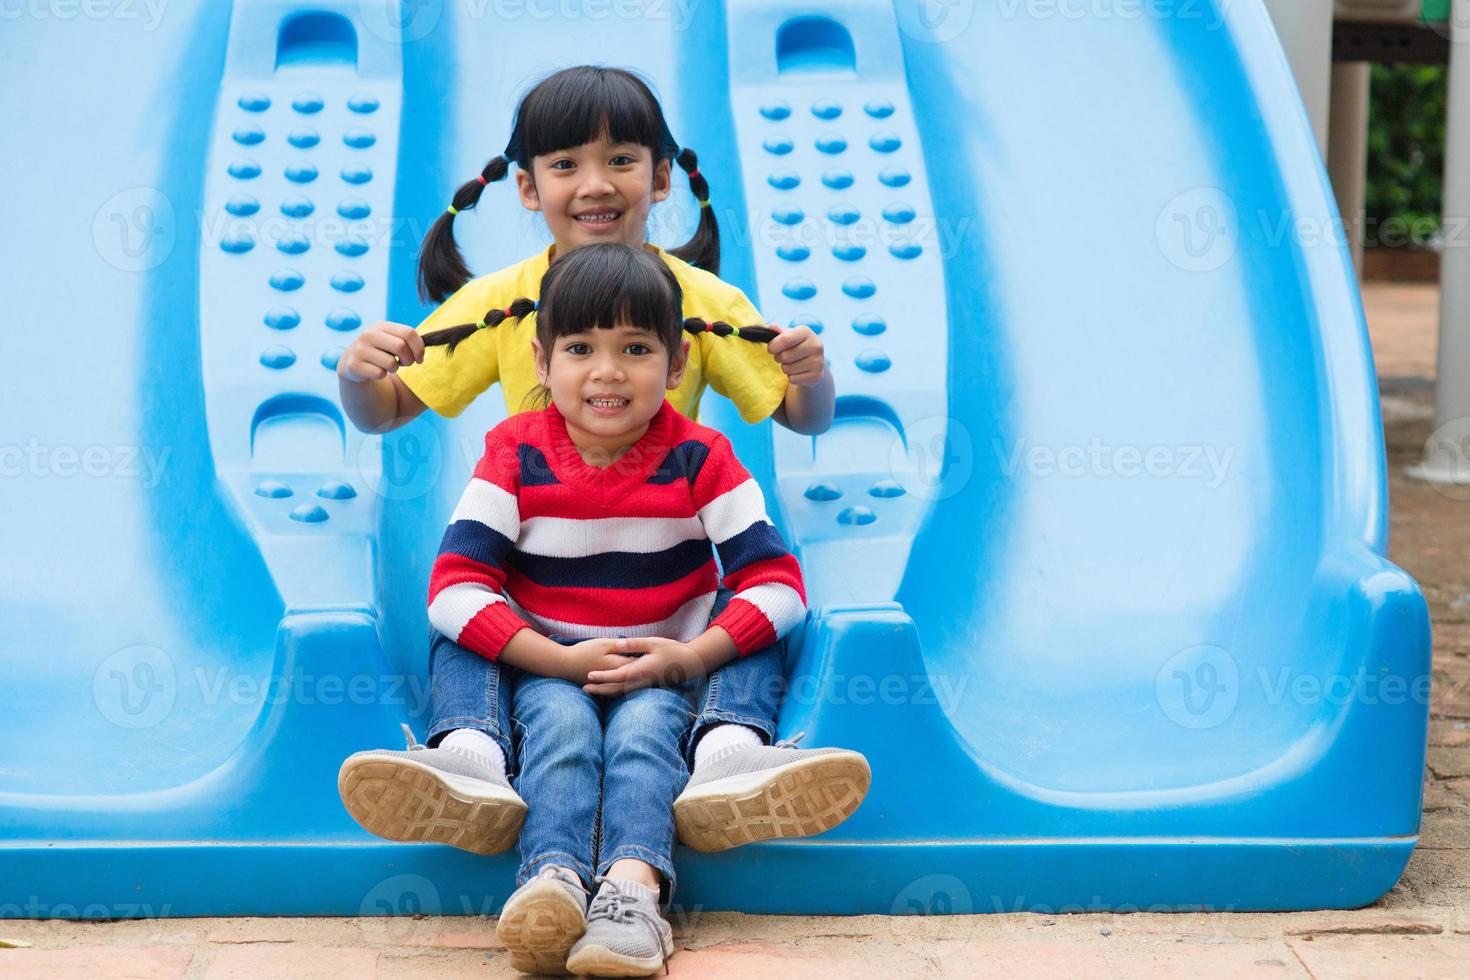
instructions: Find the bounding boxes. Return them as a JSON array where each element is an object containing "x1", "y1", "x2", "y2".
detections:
[{"x1": 0, "y1": 0, "x2": 1429, "y2": 915}]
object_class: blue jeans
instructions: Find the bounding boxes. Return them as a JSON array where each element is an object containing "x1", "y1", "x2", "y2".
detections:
[
  {"x1": 510, "y1": 668, "x2": 697, "y2": 898},
  {"x1": 424, "y1": 588, "x2": 789, "y2": 769}
]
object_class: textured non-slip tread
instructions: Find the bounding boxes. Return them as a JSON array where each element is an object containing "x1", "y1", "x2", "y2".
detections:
[
  {"x1": 338, "y1": 756, "x2": 525, "y2": 856},
  {"x1": 496, "y1": 878, "x2": 588, "y2": 975},
  {"x1": 674, "y1": 753, "x2": 871, "y2": 852}
]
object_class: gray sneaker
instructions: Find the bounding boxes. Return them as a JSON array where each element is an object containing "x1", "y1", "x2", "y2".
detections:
[
  {"x1": 564, "y1": 877, "x2": 673, "y2": 977},
  {"x1": 337, "y1": 723, "x2": 525, "y2": 855},
  {"x1": 673, "y1": 732, "x2": 871, "y2": 852},
  {"x1": 496, "y1": 866, "x2": 590, "y2": 975}
]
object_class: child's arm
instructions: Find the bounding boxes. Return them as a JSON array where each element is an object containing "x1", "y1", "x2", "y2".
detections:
[
  {"x1": 698, "y1": 439, "x2": 808, "y2": 654},
  {"x1": 338, "y1": 321, "x2": 432, "y2": 433},
  {"x1": 767, "y1": 324, "x2": 835, "y2": 435},
  {"x1": 426, "y1": 428, "x2": 538, "y2": 661}
]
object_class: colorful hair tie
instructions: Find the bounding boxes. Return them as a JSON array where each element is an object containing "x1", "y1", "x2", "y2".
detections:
[
  {"x1": 688, "y1": 167, "x2": 701, "y2": 180},
  {"x1": 730, "y1": 325, "x2": 741, "y2": 337},
  {"x1": 446, "y1": 205, "x2": 460, "y2": 216},
  {"x1": 476, "y1": 175, "x2": 488, "y2": 186},
  {"x1": 703, "y1": 321, "x2": 713, "y2": 332},
  {"x1": 475, "y1": 318, "x2": 488, "y2": 329},
  {"x1": 698, "y1": 199, "x2": 711, "y2": 209}
]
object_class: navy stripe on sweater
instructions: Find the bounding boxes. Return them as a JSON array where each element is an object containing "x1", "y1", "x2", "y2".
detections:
[
  {"x1": 715, "y1": 520, "x2": 790, "y2": 577},
  {"x1": 519, "y1": 444, "x2": 560, "y2": 486},
  {"x1": 439, "y1": 519, "x2": 516, "y2": 570},
  {"x1": 507, "y1": 537, "x2": 715, "y2": 589},
  {"x1": 646, "y1": 439, "x2": 712, "y2": 486}
]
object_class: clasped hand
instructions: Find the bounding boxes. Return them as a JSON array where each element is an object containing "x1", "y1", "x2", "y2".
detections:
[{"x1": 564, "y1": 636, "x2": 705, "y2": 696}]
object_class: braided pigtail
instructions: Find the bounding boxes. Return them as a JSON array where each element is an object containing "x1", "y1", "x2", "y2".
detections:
[
  {"x1": 416, "y1": 155, "x2": 512, "y2": 304},
  {"x1": 668, "y1": 147, "x2": 720, "y2": 275},
  {"x1": 682, "y1": 317, "x2": 779, "y2": 345},
  {"x1": 422, "y1": 297, "x2": 539, "y2": 355}
]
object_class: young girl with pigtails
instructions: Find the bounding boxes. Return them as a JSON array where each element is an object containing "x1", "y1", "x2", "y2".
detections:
[{"x1": 335, "y1": 66, "x2": 870, "y2": 971}]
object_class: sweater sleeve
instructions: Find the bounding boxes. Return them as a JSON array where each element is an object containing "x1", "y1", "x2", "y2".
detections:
[
  {"x1": 692, "y1": 434, "x2": 807, "y2": 655},
  {"x1": 426, "y1": 422, "x2": 535, "y2": 661}
]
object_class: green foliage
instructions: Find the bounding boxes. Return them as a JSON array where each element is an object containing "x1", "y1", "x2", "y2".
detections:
[{"x1": 1365, "y1": 63, "x2": 1446, "y2": 245}]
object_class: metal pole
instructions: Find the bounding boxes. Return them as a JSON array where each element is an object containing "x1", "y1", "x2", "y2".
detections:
[
  {"x1": 1262, "y1": 0, "x2": 1336, "y2": 157},
  {"x1": 1328, "y1": 63, "x2": 1371, "y2": 279},
  {"x1": 1328, "y1": 62, "x2": 1372, "y2": 278},
  {"x1": 1413, "y1": 0, "x2": 1470, "y2": 484}
]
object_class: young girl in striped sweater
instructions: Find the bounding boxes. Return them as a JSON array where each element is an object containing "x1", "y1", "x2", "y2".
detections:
[{"x1": 344, "y1": 244, "x2": 867, "y2": 976}]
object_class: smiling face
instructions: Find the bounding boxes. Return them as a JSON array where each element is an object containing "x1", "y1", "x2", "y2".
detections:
[
  {"x1": 516, "y1": 132, "x2": 673, "y2": 254},
  {"x1": 532, "y1": 323, "x2": 690, "y2": 460}
]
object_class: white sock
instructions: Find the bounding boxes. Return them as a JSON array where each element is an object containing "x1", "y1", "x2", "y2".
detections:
[
  {"x1": 692, "y1": 723, "x2": 762, "y2": 771},
  {"x1": 440, "y1": 728, "x2": 506, "y2": 777}
]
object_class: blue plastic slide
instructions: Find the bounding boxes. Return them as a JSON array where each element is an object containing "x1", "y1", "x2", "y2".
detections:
[{"x1": 0, "y1": 0, "x2": 1430, "y2": 916}]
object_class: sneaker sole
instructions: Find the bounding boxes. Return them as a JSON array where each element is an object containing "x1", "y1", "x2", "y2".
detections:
[
  {"x1": 496, "y1": 878, "x2": 587, "y2": 975},
  {"x1": 673, "y1": 751, "x2": 871, "y2": 852},
  {"x1": 565, "y1": 935, "x2": 674, "y2": 977},
  {"x1": 337, "y1": 753, "x2": 525, "y2": 856}
]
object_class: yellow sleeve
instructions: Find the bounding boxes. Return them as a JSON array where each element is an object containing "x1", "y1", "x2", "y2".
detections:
[
  {"x1": 698, "y1": 288, "x2": 789, "y2": 425},
  {"x1": 396, "y1": 279, "x2": 500, "y2": 419}
]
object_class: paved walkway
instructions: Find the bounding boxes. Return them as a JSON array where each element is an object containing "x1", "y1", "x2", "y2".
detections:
[{"x1": 2, "y1": 285, "x2": 1466, "y2": 978}]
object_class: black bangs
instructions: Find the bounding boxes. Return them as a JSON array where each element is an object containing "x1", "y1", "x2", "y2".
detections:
[
  {"x1": 510, "y1": 67, "x2": 678, "y2": 165},
  {"x1": 537, "y1": 244, "x2": 684, "y2": 354}
]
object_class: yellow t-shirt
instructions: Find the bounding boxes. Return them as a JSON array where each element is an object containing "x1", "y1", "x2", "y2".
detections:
[{"x1": 397, "y1": 243, "x2": 788, "y2": 424}]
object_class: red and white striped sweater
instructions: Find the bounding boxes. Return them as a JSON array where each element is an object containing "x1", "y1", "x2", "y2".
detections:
[{"x1": 427, "y1": 400, "x2": 807, "y2": 661}]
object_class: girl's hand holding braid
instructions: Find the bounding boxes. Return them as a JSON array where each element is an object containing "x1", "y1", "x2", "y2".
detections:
[
  {"x1": 339, "y1": 321, "x2": 426, "y2": 382},
  {"x1": 765, "y1": 324, "x2": 827, "y2": 388}
]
